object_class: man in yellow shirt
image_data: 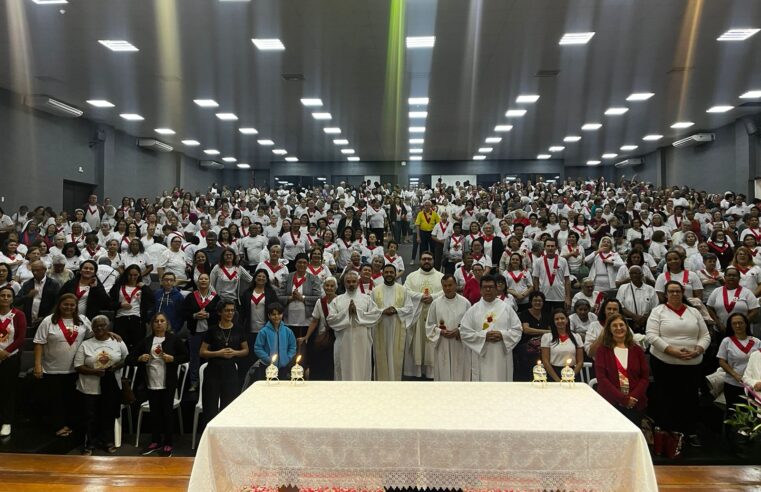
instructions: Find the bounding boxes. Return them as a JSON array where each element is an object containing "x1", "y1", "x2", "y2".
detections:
[{"x1": 415, "y1": 200, "x2": 440, "y2": 262}]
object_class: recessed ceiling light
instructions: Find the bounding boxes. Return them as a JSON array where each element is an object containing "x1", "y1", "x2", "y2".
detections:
[
  {"x1": 251, "y1": 38, "x2": 285, "y2": 50},
  {"x1": 740, "y1": 90, "x2": 761, "y2": 99},
  {"x1": 626, "y1": 92, "x2": 654, "y2": 101},
  {"x1": 494, "y1": 125, "x2": 513, "y2": 132},
  {"x1": 409, "y1": 156, "x2": 423, "y2": 161},
  {"x1": 194, "y1": 99, "x2": 219, "y2": 108},
  {"x1": 257, "y1": 139, "x2": 274, "y2": 146},
  {"x1": 347, "y1": 156, "x2": 360, "y2": 162},
  {"x1": 505, "y1": 109, "x2": 527, "y2": 117},
  {"x1": 86, "y1": 99, "x2": 114, "y2": 108},
  {"x1": 300, "y1": 98, "x2": 323, "y2": 107},
  {"x1": 409, "y1": 111, "x2": 428, "y2": 118},
  {"x1": 216, "y1": 113, "x2": 238, "y2": 121},
  {"x1": 409, "y1": 148, "x2": 423, "y2": 154},
  {"x1": 155, "y1": 128, "x2": 175, "y2": 135},
  {"x1": 620, "y1": 145, "x2": 639, "y2": 151},
  {"x1": 333, "y1": 139, "x2": 349, "y2": 145},
  {"x1": 516, "y1": 94, "x2": 540, "y2": 103},
  {"x1": 32, "y1": 0, "x2": 69, "y2": 4},
  {"x1": 98, "y1": 40, "x2": 138, "y2": 52},
  {"x1": 549, "y1": 146, "x2": 565, "y2": 152},
  {"x1": 312, "y1": 112, "x2": 332, "y2": 120},
  {"x1": 602, "y1": 153, "x2": 618, "y2": 159},
  {"x1": 605, "y1": 107, "x2": 629, "y2": 115},
  {"x1": 408, "y1": 97, "x2": 429, "y2": 105},
  {"x1": 239, "y1": 127, "x2": 258, "y2": 134},
  {"x1": 485, "y1": 137, "x2": 502, "y2": 143},
  {"x1": 564, "y1": 135, "x2": 582, "y2": 142},
  {"x1": 409, "y1": 127, "x2": 426, "y2": 133},
  {"x1": 406, "y1": 36, "x2": 435, "y2": 48},
  {"x1": 119, "y1": 113, "x2": 143, "y2": 121},
  {"x1": 559, "y1": 32, "x2": 595, "y2": 45},
  {"x1": 473, "y1": 155, "x2": 486, "y2": 161},
  {"x1": 272, "y1": 148, "x2": 287, "y2": 155},
  {"x1": 671, "y1": 121, "x2": 694, "y2": 129},
  {"x1": 323, "y1": 127, "x2": 341, "y2": 134},
  {"x1": 340, "y1": 149, "x2": 355, "y2": 155},
  {"x1": 642, "y1": 134, "x2": 663, "y2": 141},
  {"x1": 204, "y1": 149, "x2": 220, "y2": 155},
  {"x1": 478, "y1": 147, "x2": 493, "y2": 153},
  {"x1": 181, "y1": 140, "x2": 200, "y2": 146},
  {"x1": 222, "y1": 156, "x2": 237, "y2": 163},
  {"x1": 537, "y1": 154, "x2": 551, "y2": 160},
  {"x1": 409, "y1": 138, "x2": 424, "y2": 144},
  {"x1": 285, "y1": 157, "x2": 299, "y2": 162},
  {"x1": 706, "y1": 105, "x2": 733, "y2": 113},
  {"x1": 587, "y1": 160, "x2": 601, "y2": 165},
  {"x1": 236, "y1": 163, "x2": 251, "y2": 169},
  {"x1": 582, "y1": 123, "x2": 602, "y2": 130},
  {"x1": 717, "y1": 28, "x2": 760, "y2": 41}
]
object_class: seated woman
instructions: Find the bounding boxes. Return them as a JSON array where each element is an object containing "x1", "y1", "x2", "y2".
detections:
[
  {"x1": 717, "y1": 313, "x2": 761, "y2": 411},
  {"x1": 594, "y1": 314, "x2": 649, "y2": 424},
  {"x1": 540, "y1": 309, "x2": 583, "y2": 382}
]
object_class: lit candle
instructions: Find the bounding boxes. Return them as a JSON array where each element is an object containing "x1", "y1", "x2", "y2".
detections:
[
  {"x1": 291, "y1": 354, "x2": 304, "y2": 383},
  {"x1": 265, "y1": 353, "x2": 280, "y2": 382}
]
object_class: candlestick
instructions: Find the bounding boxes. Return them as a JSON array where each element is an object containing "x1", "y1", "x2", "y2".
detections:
[
  {"x1": 290, "y1": 354, "x2": 304, "y2": 384},
  {"x1": 532, "y1": 359, "x2": 547, "y2": 387},
  {"x1": 265, "y1": 353, "x2": 279, "y2": 384},
  {"x1": 560, "y1": 358, "x2": 576, "y2": 387}
]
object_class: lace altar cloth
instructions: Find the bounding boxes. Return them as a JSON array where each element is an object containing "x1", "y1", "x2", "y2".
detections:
[{"x1": 189, "y1": 381, "x2": 657, "y2": 492}]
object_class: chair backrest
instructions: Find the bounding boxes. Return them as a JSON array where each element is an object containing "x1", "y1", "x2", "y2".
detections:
[
  {"x1": 588, "y1": 377, "x2": 598, "y2": 389},
  {"x1": 175, "y1": 362, "x2": 190, "y2": 402},
  {"x1": 197, "y1": 363, "x2": 208, "y2": 410},
  {"x1": 121, "y1": 364, "x2": 139, "y2": 389},
  {"x1": 581, "y1": 361, "x2": 593, "y2": 384}
]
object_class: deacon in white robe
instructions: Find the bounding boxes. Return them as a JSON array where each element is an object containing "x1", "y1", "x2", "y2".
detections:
[
  {"x1": 326, "y1": 271, "x2": 382, "y2": 381},
  {"x1": 403, "y1": 252, "x2": 444, "y2": 378},
  {"x1": 426, "y1": 275, "x2": 472, "y2": 381},
  {"x1": 372, "y1": 264, "x2": 420, "y2": 380},
  {"x1": 460, "y1": 275, "x2": 523, "y2": 381}
]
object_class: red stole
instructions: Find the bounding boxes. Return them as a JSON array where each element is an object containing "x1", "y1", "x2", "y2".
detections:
[
  {"x1": 730, "y1": 336, "x2": 756, "y2": 354},
  {"x1": 121, "y1": 286, "x2": 140, "y2": 304},
  {"x1": 57, "y1": 319, "x2": 78, "y2": 346},
  {"x1": 665, "y1": 303, "x2": 687, "y2": 317},
  {"x1": 194, "y1": 291, "x2": 216, "y2": 309},
  {"x1": 250, "y1": 292, "x2": 265, "y2": 305},
  {"x1": 543, "y1": 255, "x2": 559, "y2": 285},
  {"x1": 722, "y1": 286, "x2": 742, "y2": 313},
  {"x1": 265, "y1": 261, "x2": 282, "y2": 273},
  {"x1": 221, "y1": 266, "x2": 238, "y2": 281},
  {"x1": 307, "y1": 265, "x2": 323, "y2": 276},
  {"x1": 665, "y1": 270, "x2": 689, "y2": 285}
]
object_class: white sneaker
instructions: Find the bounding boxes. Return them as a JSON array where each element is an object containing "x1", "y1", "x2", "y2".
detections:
[{"x1": 0, "y1": 424, "x2": 10, "y2": 437}]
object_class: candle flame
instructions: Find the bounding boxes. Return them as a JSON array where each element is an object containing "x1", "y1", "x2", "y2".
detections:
[
  {"x1": 272, "y1": 354, "x2": 278, "y2": 363},
  {"x1": 566, "y1": 358, "x2": 572, "y2": 365},
  {"x1": 296, "y1": 355, "x2": 302, "y2": 364},
  {"x1": 536, "y1": 360, "x2": 542, "y2": 365}
]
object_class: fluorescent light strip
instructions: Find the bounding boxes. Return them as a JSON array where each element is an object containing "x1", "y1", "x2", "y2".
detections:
[
  {"x1": 222, "y1": 157, "x2": 237, "y2": 163},
  {"x1": 333, "y1": 139, "x2": 349, "y2": 145},
  {"x1": 717, "y1": 28, "x2": 760, "y2": 41},
  {"x1": 409, "y1": 111, "x2": 428, "y2": 118},
  {"x1": 473, "y1": 155, "x2": 486, "y2": 161},
  {"x1": 671, "y1": 121, "x2": 694, "y2": 129},
  {"x1": 32, "y1": 0, "x2": 69, "y2": 4},
  {"x1": 86, "y1": 99, "x2": 114, "y2": 108},
  {"x1": 251, "y1": 38, "x2": 285, "y2": 50},
  {"x1": 204, "y1": 149, "x2": 220, "y2": 155},
  {"x1": 98, "y1": 40, "x2": 138, "y2": 52},
  {"x1": 516, "y1": 94, "x2": 540, "y2": 103},
  {"x1": 340, "y1": 149, "x2": 355, "y2": 155},
  {"x1": 626, "y1": 92, "x2": 654, "y2": 101},
  {"x1": 347, "y1": 156, "x2": 360, "y2": 162},
  {"x1": 582, "y1": 123, "x2": 602, "y2": 130},
  {"x1": 182, "y1": 140, "x2": 200, "y2": 146},
  {"x1": 602, "y1": 153, "x2": 618, "y2": 159},
  {"x1": 285, "y1": 157, "x2": 299, "y2": 162},
  {"x1": 119, "y1": 113, "x2": 143, "y2": 121},
  {"x1": 272, "y1": 149, "x2": 287, "y2": 155},
  {"x1": 409, "y1": 156, "x2": 422, "y2": 161},
  {"x1": 409, "y1": 138, "x2": 424, "y2": 144},
  {"x1": 300, "y1": 98, "x2": 323, "y2": 107},
  {"x1": 620, "y1": 145, "x2": 638, "y2": 151},
  {"x1": 559, "y1": 32, "x2": 595, "y2": 45},
  {"x1": 194, "y1": 99, "x2": 219, "y2": 108},
  {"x1": 323, "y1": 127, "x2": 341, "y2": 134},
  {"x1": 587, "y1": 160, "x2": 601, "y2": 165},
  {"x1": 706, "y1": 105, "x2": 733, "y2": 113},
  {"x1": 410, "y1": 148, "x2": 423, "y2": 154},
  {"x1": 537, "y1": 154, "x2": 551, "y2": 160},
  {"x1": 740, "y1": 90, "x2": 761, "y2": 99},
  {"x1": 605, "y1": 107, "x2": 629, "y2": 115},
  {"x1": 408, "y1": 97, "x2": 429, "y2": 105},
  {"x1": 564, "y1": 135, "x2": 581, "y2": 142},
  {"x1": 312, "y1": 112, "x2": 332, "y2": 120},
  {"x1": 409, "y1": 127, "x2": 426, "y2": 133},
  {"x1": 237, "y1": 164, "x2": 251, "y2": 169},
  {"x1": 406, "y1": 36, "x2": 435, "y2": 48},
  {"x1": 549, "y1": 146, "x2": 565, "y2": 152},
  {"x1": 485, "y1": 137, "x2": 502, "y2": 143},
  {"x1": 478, "y1": 147, "x2": 493, "y2": 153},
  {"x1": 239, "y1": 128, "x2": 258, "y2": 134},
  {"x1": 257, "y1": 139, "x2": 274, "y2": 146},
  {"x1": 494, "y1": 125, "x2": 513, "y2": 132},
  {"x1": 155, "y1": 128, "x2": 175, "y2": 135},
  {"x1": 505, "y1": 109, "x2": 527, "y2": 117},
  {"x1": 642, "y1": 134, "x2": 663, "y2": 141},
  {"x1": 216, "y1": 113, "x2": 238, "y2": 121}
]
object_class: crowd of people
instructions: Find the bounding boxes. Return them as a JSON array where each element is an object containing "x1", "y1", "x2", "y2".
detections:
[{"x1": 1, "y1": 176, "x2": 761, "y2": 458}]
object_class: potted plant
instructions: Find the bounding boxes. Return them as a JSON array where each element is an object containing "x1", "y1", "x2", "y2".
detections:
[{"x1": 724, "y1": 386, "x2": 761, "y2": 459}]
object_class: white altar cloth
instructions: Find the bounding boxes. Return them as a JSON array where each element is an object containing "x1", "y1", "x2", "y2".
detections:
[{"x1": 189, "y1": 381, "x2": 657, "y2": 492}]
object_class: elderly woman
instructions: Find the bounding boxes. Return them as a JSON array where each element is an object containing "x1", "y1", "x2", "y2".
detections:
[
  {"x1": 594, "y1": 314, "x2": 649, "y2": 424},
  {"x1": 33, "y1": 293, "x2": 93, "y2": 437},
  {"x1": 0, "y1": 286, "x2": 27, "y2": 437},
  {"x1": 48, "y1": 254, "x2": 74, "y2": 285},
  {"x1": 646, "y1": 281, "x2": 711, "y2": 448},
  {"x1": 706, "y1": 266, "x2": 759, "y2": 334},
  {"x1": 74, "y1": 315, "x2": 128, "y2": 455}
]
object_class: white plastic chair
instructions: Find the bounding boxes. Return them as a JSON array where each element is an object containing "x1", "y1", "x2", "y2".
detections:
[
  {"x1": 114, "y1": 364, "x2": 138, "y2": 448},
  {"x1": 588, "y1": 377, "x2": 598, "y2": 389},
  {"x1": 135, "y1": 362, "x2": 189, "y2": 447},
  {"x1": 580, "y1": 361, "x2": 593, "y2": 384},
  {"x1": 191, "y1": 363, "x2": 208, "y2": 450}
]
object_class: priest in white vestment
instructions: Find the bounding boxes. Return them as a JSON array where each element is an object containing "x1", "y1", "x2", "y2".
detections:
[
  {"x1": 403, "y1": 251, "x2": 444, "y2": 378},
  {"x1": 372, "y1": 264, "x2": 420, "y2": 380},
  {"x1": 426, "y1": 274, "x2": 472, "y2": 381},
  {"x1": 460, "y1": 274, "x2": 523, "y2": 381},
  {"x1": 326, "y1": 271, "x2": 382, "y2": 381}
]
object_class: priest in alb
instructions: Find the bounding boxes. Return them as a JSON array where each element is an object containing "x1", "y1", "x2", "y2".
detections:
[
  {"x1": 460, "y1": 274, "x2": 523, "y2": 381},
  {"x1": 326, "y1": 271, "x2": 382, "y2": 381},
  {"x1": 403, "y1": 251, "x2": 444, "y2": 378},
  {"x1": 372, "y1": 264, "x2": 420, "y2": 380},
  {"x1": 426, "y1": 274, "x2": 472, "y2": 381}
]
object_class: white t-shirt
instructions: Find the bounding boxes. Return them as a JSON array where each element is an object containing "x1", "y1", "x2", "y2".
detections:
[
  {"x1": 540, "y1": 332, "x2": 583, "y2": 366},
  {"x1": 532, "y1": 255, "x2": 570, "y2": 302},
  {"x1": 74, "y1": 337, "x2": 129, "y2": 395},
  {"x1": 33, "y1": 315, "x2": 92, "y2": 374},
  {"x1": 146, "y1": 336, "x2": 167, "y2": 390},
  {"x1": 654, "y1": 270, "x2": 703, "y2": 298},
  {"x1": 717, "y1": 336, "x2": 761, "y2": 387}
]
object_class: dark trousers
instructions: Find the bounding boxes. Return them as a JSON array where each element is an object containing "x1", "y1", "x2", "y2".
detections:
[
  {"x1": 147, "y1": 389, "x2": 175, "y2": 445},
  {"x1": 392, "y1": 222, "x2": 403, "y2": 243},
  {"x1": 114, "y1": 315, "x2": 145, "y2": 352},
  {"x1": 202, "y1": 366, "x2": 241, "y2": 425},
  {"x1": 443, "y1": 260, "x2": 457, "y2": 276},
  {"x1": 81, "y1": 376, "x2": 119, "y2": 449},
  {"x1": 237, "y1": 332, "x2": 259, "y2": 387},
  {"x1": 188, "y1": 332, "x2": 204, "y2": 386},
  {"x1": 432, "y1": 241, "x2": 444, "y2": 270},
  {"x1": 45, "y1": 373, "x2": 78, "y2": 430},
  {"x1": 650, "y1": 357, "x2": 701, "y2": 435},
  {"x1": 307, "y1": 337, "x2": 335, "y2": 380},
  {"x1": 724, "y1": 383, "x2": 746, "y2": 412},
  {"x1": 0, "y1": 353, "x2": 20, "y2": 425},
  {"x1": 371, "y1": 228, "x2": 385, "y2": 243},
  {"x1": 617, "y1": 405, "x2": 644, "y2": 426},
  {"x1": 418, "y1": 230, "x2": 433, "y2": 259}
]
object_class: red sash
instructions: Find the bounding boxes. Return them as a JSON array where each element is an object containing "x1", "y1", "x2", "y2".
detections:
[
  {"x1": 324, "y1": 242, "x2": 333, "y2": 249},
  {"x1": 708, "y1": 241, "x2": 729, "y2": 254},
  {"x1": 121, "y1": 286, "x2": 140, "y2": 304},
  {"x1": 74, "y1": 284, "x2": 89, "y2": 300},
  {"x1": 308, "y1": 265, "x2": 323, "y2": 276},
  {"x1": 57, "y1": 319, "x2": 78, "y2": 346},
  {"x1": 250, "y1": 292, "x2": 265, "y2": 305},
  {"x1": 194, "y1": 291, "x2": 216, "y2": 309},
  {"x1": 451, "y1": 235, "x2": 463, "y2": 248},
  {"x1": 614, "y1": 354, "x2": 629, "y2": 379},
  {"x1": 543, "y1": 255, "x2": 559, "y2": 286},
  {"x1": 482, "y1": 235, "x2": 494, "y2": 243},
  {"x1": 87, "y1": 206, "x2": 98, "y2": 216},
  {"x1": 737, "y1": 265, "x2": 751, "y2": 275},
  {"x1": 573, "y1": 226, "x2": 586, "y2": 235},
  {"x1": 265, "y1": 261, "x2": 282, "y2": 273},
  {"x1": 750, "y1": 228, "x2": 761, "y2": 241},
  {"x1": 359, "y1": 281, "x2": 373, "y2": 294},
  {"x1": 423, "y1": 211, "x2": 432, "y2": 224},
  {"x1": 559, "y1": 334, "x2": 569, "y2": 343},
  {"x1": 290, "y1": 231, "x2": 301, "y2": 246},
  {"x1": 722, "y1": 287, "x2": 743, "y2": 313},
  {"x1": 0, "y1": 317, "x2": 12, "y2": 338},
  {"x1": 665, "y1": 270, "x2": 689, "y2": 285},
  {"x1": 730, "y1": 336, "x2": 756, "y2": 354},
  {"x1": 221, "y1": 266, "x2": 238, "y2": 281},
  {"x1": 293, "y1": 274, "x2": 307, "y2": 291},
  {"x1": 674, "y1": 216, "x2": 682, "y2": 228},
  {"x1": 306, "y1": 234, "x2": 315, "y2": 245},
  {"x1": 86, "y1": 247, "x2": 99, "y2": 257},
  {"x1": 701, "y1": 269, "x2": 720, "y2": 280},
  {"x1": 507, "y1": 270, "x2": 524, "y2": 283},
  {"x1": 371, "y1": 272, "x2": 382, "y2": 281},
  {"x1": 665, "y1": 303, "x2": 687, "y2": 317},
  {"x1": 461, "y1": 266, "x2": 474, "y2": 282},
  {"x1": 593, "y1": 292, "x2": 605, "y2": 312},
  {"x1": 439, "y1": 222, "x2": 448, "y2": 233},
  {"x1": 384, "y1": 254, "x2": 396, "y2": 264},
  {"x1": 342, "y1": 239, "x2": 352, "y2": 249}
]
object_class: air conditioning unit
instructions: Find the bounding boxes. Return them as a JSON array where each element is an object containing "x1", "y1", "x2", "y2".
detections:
[
  {"x1": 200, "y1": 160, "x2": 225, "y2": 170},
  {"x1": 614, "y1": 158, "x2": 643, "y2": 168},
  {"x1": 23, "y1": 95, "x2": 83, "y2": 118},
  {"x1": 672, "y1": 133, "x2": 715, "y2": 148},
  {"x1": 137, "y1": 139, "x2": 173, "y2": 152}
]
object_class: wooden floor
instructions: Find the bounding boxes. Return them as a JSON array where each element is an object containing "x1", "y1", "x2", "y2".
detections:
[{"x1": 1, "y1": 454, "x2": 760, "y2": 491}]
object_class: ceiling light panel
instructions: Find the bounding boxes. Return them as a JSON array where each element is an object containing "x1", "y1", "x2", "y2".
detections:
[
  {"x1": 182, "y1": 140, "x2": 200, "y2": 146},
  {"x1": 494, "y1": 125, "x2": 513, "y2": 132},
  {"x1": 473, "y1": 155, "x2": 486, "y2": 161},
  {"x1": 642, "y1": 134, "x2": 663, "y2": 141},
  {"x1": 285, "y1": 157, "x2": 299, "y2": 162},
  {"x1": 194, "y1": 99, "x2": 219, "y2": 108},
  {"x1": 237, "y1": 163, "x2": 251, "y2": 169},
  {"x1": 222, "y1": 157, "x2": 237, "y2": 162},
  {"x1": 155, "y1": 128, "x2": 175, "y2": 135},
  {"x1": 549, "y1": 146, "x2": 565, "y2": 152},
  {"x1": 409, "y1": 138, "x2": 424, "y2": 144},
  {"x1": 409, "y1": 148, "x2": 423, "y2": 154},
  {"x1": 252, "y1": 38, "x2": 285, "y2": 50},
  {"x1": 409, "y1": 127, "x2": 425, "y2": 133},
  {"x1": 740, "y1": 90, "x2": 761, "y2": 99},
  {"x1": 340, "y1": 149, "x2": 355, "y2": 155},
  {"x1": 119, "y1": 113, "x2": 143, "y2": 121},
  {"x1": 32, "y1": 0, "x2": 69, "y2": 4},
  {"x1": 323, "y1": 128, "x2": 341, "y2": 134},
  {"x1": 406, "y1": 36, "x2": 435, "y2": 48},
  {"x1": 204, "y1": 149, "x2": 220, "y2": 155},
  {"x1": 409, "y1": 156, "x2": 423, "y2": 161},
  {"x1": 582, "y1": 123, "x2": 602, "y2": 130},
  {"x1": 216, "y1": 113, "x2": 238, "y2": 120},
  {"x1": 605, "y1": 107, "x2": 629, "y2": 115},
  {"x1": 348, "y1": 156, "x2": 360, "y2": 162},
  {"x1": 239, "y1": 128, "x2": 258, "y2": 134},
  {"x1": 516, "y1": 94, "x2": 540, "y2": 103},
  {"x1": 257, "y1": 139, "x2": 274, "y2": 145},
  {"x1": 333, "y1": 139, "x2": 349, "y2": 145},
  {"x1": 98, "y1": 40, "x2": 138, "y2": 52},
  {"x1": 537, "y1": 154, "x2": 551, "y2": 160},
  {"x1": 717, "y1": 28, "x2": 760, "y2": 41},
  {"x1": 478, "y1": 147, "x2": 493, "y2": 153},
  {"x1": 485, "y1": 137, "x2": 502, "y2": 143},
  {"x1": 272, "y1": 149, "x2": 287, "y2": 155},
  {"x1": 408, "y1": 97, "x2": 429, "y2": 105},
  {"x1": 505, "y1": 109, "x2": 527, "y2": 117},
  {"x1": 602, "y1": 153, "x2": 618, "y2": 159},
  {"x1": 620, "y1": 145, "x2": 638, "y2": 151},
  {"x1": 312, "y1": 112, "x2": 332, "y2": 120},
  {"x1": 86, "y1": 100, "x2": 114, "y2": 108},
  {"x1": 559, "y1": 32, "x2": 595, "y2": 45},
  {"x1": 626, "y1": 92, "x2": 654, "y2": 101},
  {"x1": 409, "y1": 111, "x2": 428, "y2": 118},
  {"x1": 671, "y1": 121, "x2": 694, "y2": 129},
  {"x1": 300, "y1": 98, "x2": 323, "y2": 107},
  {"x1": 587, "y1": 160, "x2": 601, "y2": 165},
  {"x1": 706, "y1": 105, "x2": 733, "y2": 113}
]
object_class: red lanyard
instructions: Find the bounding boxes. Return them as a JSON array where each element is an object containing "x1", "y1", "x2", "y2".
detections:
[
  {"x1": 121, "y1": 286, "x2": 140, "y2": 304},
  {"x1": 543, "y1": 255, "x2": 559, "y2": 285}
]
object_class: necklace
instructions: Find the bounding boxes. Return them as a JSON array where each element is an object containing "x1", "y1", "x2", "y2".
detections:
[{"x1": 220, "y1": 324, "x2": 233, "y2": 347}]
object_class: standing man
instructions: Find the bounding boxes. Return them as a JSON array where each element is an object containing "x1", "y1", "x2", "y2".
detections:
[
  {"x1": 403, "y1": 251, "x2": 444, "y2": 378},
  {"x1": 426, "y1": 275, "x2": 472, "y2": 381},
  {"x1": 532, "y1": 238, "x2": 571, "y2": 312},
  {"x1": 372, "y1": 264, "x2": 418, "y2": 381},
  {"x1": 459, "y1": 275, "x2": 523, "y2": 381},
  {"x1": 414, "y1": 201, "x2": 440, "y2": 262},
  {"x1": 326, "y1": 271, "x2": 382, "y2": 381}
]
